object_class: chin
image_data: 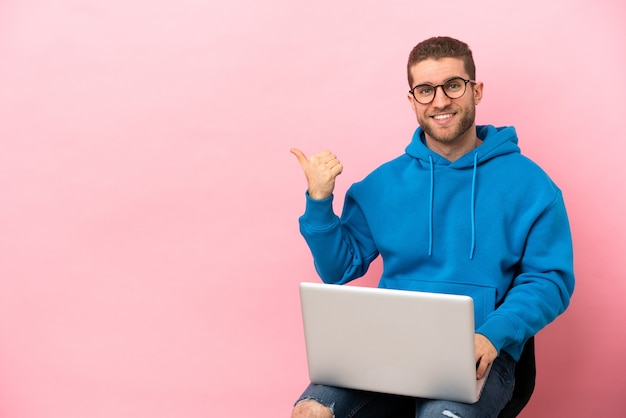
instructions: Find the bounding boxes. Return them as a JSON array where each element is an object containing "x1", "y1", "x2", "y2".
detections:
[{"x1": 424, "y1": 125, "x2": 463, "y2": 144}]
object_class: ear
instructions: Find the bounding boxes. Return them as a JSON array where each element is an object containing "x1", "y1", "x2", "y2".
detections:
[
  {"x1": 407, "y1": 93, "x2": 418, "y2": 112},
  {"x1": 473, "y1": 81, "x2": 484, "y2": 105}
]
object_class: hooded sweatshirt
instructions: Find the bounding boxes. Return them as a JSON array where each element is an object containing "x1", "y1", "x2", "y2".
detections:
[{"x1": 298, "y1": 125, "x2": 575, "y2": 361}]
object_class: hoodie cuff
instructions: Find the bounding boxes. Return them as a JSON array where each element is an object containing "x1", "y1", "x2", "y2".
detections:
[
  {"x1": 476, "y1": 314, "x2": 522, "y2": 355},
  {"x1": 299, "y1": 191, "x2": 338, "y2": 229}
]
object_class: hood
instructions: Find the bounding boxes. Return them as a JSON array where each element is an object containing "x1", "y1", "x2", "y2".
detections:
[
  {"x1": 405, "y1": 125, "x2": 520, "y2": 169},
  {"x1": 404, "y1": 125, "x2": 520, "y2": 259}
]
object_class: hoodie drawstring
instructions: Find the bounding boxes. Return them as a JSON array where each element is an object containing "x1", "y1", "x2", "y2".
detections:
[
  {"x1": 428, "y1": 155, "x2": 434, "y2": 257},
  {"x1": 426, "y1": 152, "x2": 478, "y2": 260},
  {"x1": 469, "y1": 151, "x2": 478, "y2": 260}
]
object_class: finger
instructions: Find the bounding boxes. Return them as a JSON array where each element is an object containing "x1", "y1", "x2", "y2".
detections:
[
  {"x1": 290, "y1": 148, "x2": 309, "y2": 167},
  {"x1": 311, "y1": 153, "x2": 342, "y2": 173},
  {"x1": 328, "y1": 159, "x2": 344, "y2": 176},
  {"x1": 316, "y1": 151, "x2": 338, "y2": 165},
  {"x1": 476, "y1": 357, "x2": 489, "y2": 380}
]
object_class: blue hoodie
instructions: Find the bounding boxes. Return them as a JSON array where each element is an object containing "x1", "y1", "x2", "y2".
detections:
[{"x1": 299, "y1": 125, "x2": 575, "y2": 361}]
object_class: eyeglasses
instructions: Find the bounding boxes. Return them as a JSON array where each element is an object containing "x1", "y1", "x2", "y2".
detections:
[{"x1": 409, "y1": 77, "x2": 475, "y2": 105}]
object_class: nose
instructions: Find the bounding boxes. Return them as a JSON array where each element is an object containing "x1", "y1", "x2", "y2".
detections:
[{"x1": 431, "y1": 85, "x2": 451, "y2": 108}]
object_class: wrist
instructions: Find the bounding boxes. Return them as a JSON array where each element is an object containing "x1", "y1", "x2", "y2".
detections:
[{"x1": 307, "y1": 188, "x2": 332, "y2": 200}]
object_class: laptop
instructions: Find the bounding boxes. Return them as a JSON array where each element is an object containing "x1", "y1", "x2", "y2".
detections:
[{"x1": 299, "y1": 282, "x2": 491, "y2": 404}]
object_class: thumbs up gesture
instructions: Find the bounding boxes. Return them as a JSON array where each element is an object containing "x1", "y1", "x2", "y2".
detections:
[{"x1": 290, "y1": 149, "x2": 343, "y2": 200}]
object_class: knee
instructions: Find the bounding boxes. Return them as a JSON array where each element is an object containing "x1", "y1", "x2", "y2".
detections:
[{"x1": 291, "y1": 399, "x2": 334, "y2": 418}]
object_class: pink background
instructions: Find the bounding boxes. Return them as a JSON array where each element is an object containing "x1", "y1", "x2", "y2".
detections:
[{"x1": 0, "y1": 1, "x2": 624, "y2": 416}]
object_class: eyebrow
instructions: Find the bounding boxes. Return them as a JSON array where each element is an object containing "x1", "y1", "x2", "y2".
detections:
[{"x1": 412, "y1": 76, "x2": 466, "y2": 88}]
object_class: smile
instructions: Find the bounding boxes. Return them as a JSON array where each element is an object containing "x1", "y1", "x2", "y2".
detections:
[{"x1": 432, "y1": 113, "x2": 454, "y2": 120}]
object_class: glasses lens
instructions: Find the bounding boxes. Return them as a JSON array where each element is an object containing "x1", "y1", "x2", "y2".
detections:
[
  {"x1": 412, "y1": 85, "x2": 435, "y2": 104},
  {"x1": 443, "y1": 78, "x2": 467, "y2": 99}
]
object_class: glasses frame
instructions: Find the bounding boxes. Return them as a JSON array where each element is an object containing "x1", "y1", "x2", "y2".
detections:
[{"x1": 409, "y1": 77, "x2": 476, "y2": 105}]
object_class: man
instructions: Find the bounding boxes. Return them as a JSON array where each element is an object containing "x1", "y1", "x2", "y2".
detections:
[{"x1": 290, "y1": 36, "x2": 575, "y2": 418}]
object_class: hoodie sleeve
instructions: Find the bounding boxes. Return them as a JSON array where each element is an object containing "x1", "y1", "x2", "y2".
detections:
[
  {"x1": 298, "y1": 190, "x2": 379, "y2": 284},
  {"x1": 477, "y1": 189, "x2": 575, "y2": 358}
]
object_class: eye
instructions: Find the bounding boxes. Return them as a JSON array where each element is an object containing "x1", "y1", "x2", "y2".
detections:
[
  {"x1": 445, "y1": 79, "x2": 463, "y2": 91},
  {"x1": 416, "y1": 85, "x2": 433, "y2": 96}
]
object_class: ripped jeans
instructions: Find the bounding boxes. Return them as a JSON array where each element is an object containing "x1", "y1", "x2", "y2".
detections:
[{"x1": 294, "y1": 352, "x2": 515, "y2": 418}]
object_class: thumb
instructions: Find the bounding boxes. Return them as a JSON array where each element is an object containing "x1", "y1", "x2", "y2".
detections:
[{"x1": 290, "y1": 148, "x2": 308, "y2": 167}]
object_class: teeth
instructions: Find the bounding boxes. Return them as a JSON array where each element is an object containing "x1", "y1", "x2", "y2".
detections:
[{"x1": 433, "y1": 114, "x2": 452, "y2": 120}]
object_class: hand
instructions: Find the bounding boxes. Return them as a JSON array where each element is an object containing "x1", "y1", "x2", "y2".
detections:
[
  {"x1": 475, "y1": 334, "x2": 498, "y2": 380},
  {"x1": 290, "y1": 148, "x2": 343, "y2": 200}
]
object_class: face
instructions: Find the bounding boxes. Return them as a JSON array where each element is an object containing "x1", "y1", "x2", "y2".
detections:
[{"x1": 407, "y1": 57, "x2": 483, "y2": 146}]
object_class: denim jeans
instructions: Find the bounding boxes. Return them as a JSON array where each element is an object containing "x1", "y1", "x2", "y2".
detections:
[{"x1": 295, "y1": 352, "x2": 516, "y2": 418}]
